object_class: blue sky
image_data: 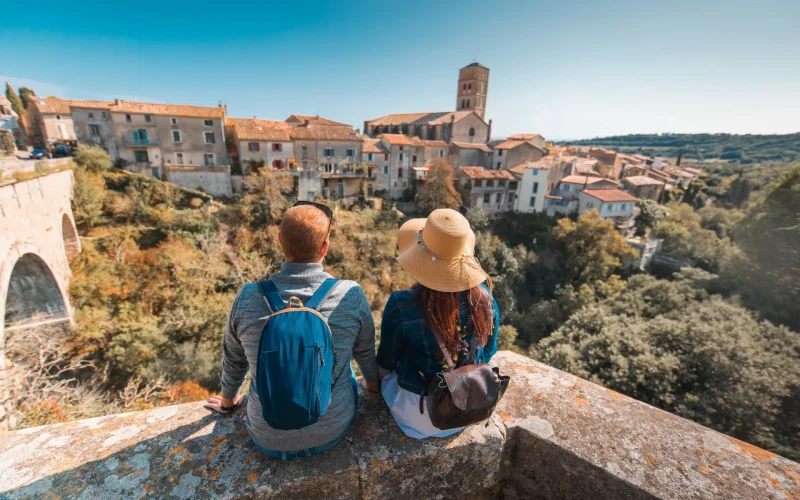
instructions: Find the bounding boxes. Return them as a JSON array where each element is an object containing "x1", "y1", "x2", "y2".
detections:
[{"x1": 3, "y1": 0, "x2": 798, "y2": 140}]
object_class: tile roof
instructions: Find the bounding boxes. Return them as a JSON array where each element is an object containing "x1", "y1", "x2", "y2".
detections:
[
  {"x1": 623, "y1": 175, "x2": 665, "y2": 186},
  {"x1": 508, "y1": 133, "x2": 544, "y2": 141},
  {"x1": 681, "y1": 166, "x2": 703, "y2": 175},
  {"x1": 32, "y1": 97, "x2": 72, "y2": 114},
  {"x1": 289, "y1": 123, "x2": 361, "y2": 142},
  {"x1": 494, "y1": 139, "x2": 546, "y2": 153},
  {"x1": 109, "y1": 100, "x2": 224, "y2": 119},
  {"x1": 366, "y1": 111, "x2": 478, "y2": 127},
  {"x1": 666, "y1": 167, "x2": 696, "y2": 178},
  {"x1": 458, "y1": 167, "x2": 514, "y2": 180},
  {"x1": 381, "y1": 133, "x2": 414, "y2": 146},
  {"x1": 418, "y1": 139, "x2": 448, "y2": 148},
  {"x1": 228, "y1": 117, "x2": 292, "y2": 142},
  {"x1": 451, "y1": 141, "x2": 492, "y2": 152},
  {"x1": 560, "y1": 175, "x2": 606, "y2": 184},
  {"x1": 508, "y1": 155, "x2": 572, "y2": 175},
  {"x1": 362, "y1": 138, "x2": 388, "y2": 154},
  {"x1": 582, "y1": 189, "x2": 638, "y2": 203},
  {"x1": 285, "y1": 114, "x2": 351, "y2": 127},
  {"x1": 33, "y1": 96, "x2": 225, "y2": 119}
]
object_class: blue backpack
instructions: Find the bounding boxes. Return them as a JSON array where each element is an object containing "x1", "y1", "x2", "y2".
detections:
[{"x1": 255, "y1": 278, "x2": 339, "y2": 430}]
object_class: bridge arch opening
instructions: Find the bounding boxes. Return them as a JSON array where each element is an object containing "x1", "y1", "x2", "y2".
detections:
[
  {"x1": 4, "y1": 253, "x2": 68, "y2": 329},
  {"x1": 61, "y1": 213, "x2": 80, "y2": 260}
]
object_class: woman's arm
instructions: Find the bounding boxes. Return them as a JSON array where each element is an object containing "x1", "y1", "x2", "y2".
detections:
[
  {"x1": 377, "y1": 293, "x2": 403, "y2": 373},
  {"x1": 482, "y1": 296, "x2": 501, "y2": 363}
]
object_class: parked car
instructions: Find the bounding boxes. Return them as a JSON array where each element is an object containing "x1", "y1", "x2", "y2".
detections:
[
  {"x1": 52, "y1": 143, "x2": 74, "y2": 158},
  {"x1": 30, "y1": 148, "x2": 50, "y2": 159}
]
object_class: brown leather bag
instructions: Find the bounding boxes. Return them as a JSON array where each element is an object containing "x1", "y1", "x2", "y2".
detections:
[{"x1": 420, "y1": 329, "x2": 510, "y2": 430}]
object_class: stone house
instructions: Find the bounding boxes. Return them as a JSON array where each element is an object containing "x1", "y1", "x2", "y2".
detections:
[
  {"x1": 456, "y1": 166, "x2": 516, "y2": 214},
  {"x1": 226, "y1": 117, "x2": 294, "y2": 173},
  {"x1": 578, "y1": 188, "x2": 638, "y2": 231},
  {"x1": 364, "y1": 111, "x2": 489, "y2": 145},
  {"x1": 378, "y1": 134, "x2": 415, "y2": 199},
  {"x1": 546, "y1": 175, "x2": 620, "y2": 216},
  {"x1": 107, "y1": 100, "x2": 227, "y2": 178},
  {"x1": 621, "y1": 175, "x2": 665, "y2": 202},
  {"x1": 507, "y1": 133, "x2": 546, "y2": 149},
  {"x1": 508, "y1": 156, "x2": 573, "y2": 213},
  {"x1": 449, "y1": 141, "x2": 492, "y2": 169},
  {"x1": 362, "y1": 138, "x2": 391, "y2": 196},
  {"x1": 69, "y1": 101, "x2": 119, "y2": 160},
  {"x1": 288, "y1": 117, "x2": 363, "y2": 174},
  {"x1": 23, "y1": 97, "x2": 77, "y2": 149},
  {"x1": 491, "y1": 139, "x2": 546, "y2": 171}
]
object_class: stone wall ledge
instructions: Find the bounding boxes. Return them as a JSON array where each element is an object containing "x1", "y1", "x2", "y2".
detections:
[{"x1": 0, "y1": 351, "x2": 797, "y2": 499}]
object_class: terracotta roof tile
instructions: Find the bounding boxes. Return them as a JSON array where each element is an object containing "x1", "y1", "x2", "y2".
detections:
[
  {"x1": 229, "y1": 117, "x2": 292, "y2": 142},
  {"x1": 32, "y1": 97, "x2": 72, "y2": 114},
  {"x1": 381, "y1": 133, "x2": 414, "y2": 146},
  {"x1": 366, "y1": 111, "x2": 478, "y2": 126},
  {"x1": 289, "y1": 123, "x2": 361, "y2": 142},
  {"x1": 285, "y1": 114, "x2": 351, "y2": 127},
  {"x1": 109, "y1": 100, "x2": 224, "y2": 119},
  {"x1": 451, "y1": 141, "x2": 492, "y2": 152},
  {"x1": 508, "y1": 133, "x2": 544, "y2": 141},
  {"x1": 560, "y1": 175, "x2": 606, "y2": 184},
  {"x1": 623, "y1": 175, "x2": 665, "y2": 186},
  {"x1": 582, "y1": 189, "x2": 638, "y2": 203},
  {"x1": 458, "y1": 167, "x2": 514, "y2": 180},
  {"x1": 362, "y1": 138, "x2": 388, "y2": 153}
]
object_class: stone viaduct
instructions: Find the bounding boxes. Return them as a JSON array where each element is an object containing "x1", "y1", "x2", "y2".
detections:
[{"x1": 0, "y1": 169, "x2": 80, "y2": 366}]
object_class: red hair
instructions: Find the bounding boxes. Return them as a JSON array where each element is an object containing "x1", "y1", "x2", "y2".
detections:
[{"x1": 414, "y1": 282, "x2": 493, "y2": 359}]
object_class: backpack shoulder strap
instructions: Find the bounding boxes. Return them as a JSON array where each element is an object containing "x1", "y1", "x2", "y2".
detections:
[
  {"x1": 432, "y1": 330, "x2": 456, "y2": 370},
  {"x1": 305, "y1": 278, "x2": 340, "y2": 311},
  {"x1": 257, "y1": 280, "x2": 285, "y2": 312}
]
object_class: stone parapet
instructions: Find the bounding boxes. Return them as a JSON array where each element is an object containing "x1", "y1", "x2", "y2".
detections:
[{"x1": 0, "y1": 352, "x2": 797, "y2": 499}]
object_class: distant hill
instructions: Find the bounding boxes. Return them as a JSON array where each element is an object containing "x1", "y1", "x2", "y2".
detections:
[{"x1": 561, "y1": 133, "x2": 800, "y2": 164}]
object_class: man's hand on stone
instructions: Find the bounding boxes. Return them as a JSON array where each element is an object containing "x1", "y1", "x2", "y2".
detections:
[
  {"x1": 204, "y1": 394, "x2": 246, "y2": 415},
  {"x1": 359, "y1": 377, "x2": 381, "y2": 400}
]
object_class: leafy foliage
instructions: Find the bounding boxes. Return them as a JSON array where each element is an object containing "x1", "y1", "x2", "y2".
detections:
[
  {"x1": 416, "y1": 158, "x2": 461, "y2": 213},
  {"x1": 4, "y1": 82, "x2": 24, "y2": 117},
  {"x1": 538, "y1": 270, "x2": 800, "y2": 460},
  {"x1": 18, "y1": 87, "x2": 35, "y2": 110}
]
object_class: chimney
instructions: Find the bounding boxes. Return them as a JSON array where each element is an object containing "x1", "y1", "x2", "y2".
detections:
[
  {"x1": 487, "y1": 119, "x2": 492, "y2": 142},
  {"x1": 304, "y1": 119, "x2": 310, "y2": 127},
  {"x1": 218, "y1": 100, "x2": 223, "y2": 108},
  {"x1": 114, "y1": 99, "x2": 121, "y2": 106}
]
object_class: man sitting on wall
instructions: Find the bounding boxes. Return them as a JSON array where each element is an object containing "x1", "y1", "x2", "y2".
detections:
[{"x1": 205, "y1": 202, "x2": 380, "y2": 460}]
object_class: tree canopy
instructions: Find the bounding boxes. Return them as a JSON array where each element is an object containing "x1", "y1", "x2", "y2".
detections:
[{"x1": 416, "y1": 158, "x2": 461, "y2": 213}]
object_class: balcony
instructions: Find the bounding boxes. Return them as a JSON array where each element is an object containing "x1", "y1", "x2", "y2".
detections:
[{"x1": 122, "y1": 137, "x2": 160, "y2": 147}]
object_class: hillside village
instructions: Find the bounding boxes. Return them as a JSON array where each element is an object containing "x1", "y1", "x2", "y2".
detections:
[{"x1": 3, "y1": 64, "x2": 700, "y2": 246}]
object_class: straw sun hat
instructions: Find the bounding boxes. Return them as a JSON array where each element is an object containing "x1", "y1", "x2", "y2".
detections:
[
  {"x1": 397, "y1": 209, "x2": 488, "y2": 293},
  {"x1": 398, "y1": 218, "x2": 476, "y2": 255}
]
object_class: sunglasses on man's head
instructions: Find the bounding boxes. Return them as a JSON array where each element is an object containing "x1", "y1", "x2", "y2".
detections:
[{"x1": 293, "y1": 201, "x2": 334, "y2": 224}]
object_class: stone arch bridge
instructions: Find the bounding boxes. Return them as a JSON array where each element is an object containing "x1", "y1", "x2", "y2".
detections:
[{"x1": 0, "y1": 169, "x2": 80, "y2": 367}]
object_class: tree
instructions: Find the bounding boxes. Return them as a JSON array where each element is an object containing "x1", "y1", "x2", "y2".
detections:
[
  {"x1": 18, "y1": 87, "x2": 35, "y2": 110},
  {"x1": 538, "y1": 270, "x2": 800, "y2": 461},
  {"x1": 653, "y1": 203, "x2": 733, "y2": 271},
  {"x1": 73, "y1": 145, "x2": 113, "y2": 172},
  {"x1": 72, "y1": 167, "x2": 107, "y2": 228},
  {"x1": 723, "y1": 163, "x2": 800, "y2": 330},
  {"x1": 5, "y1": 82, "x2": 24, "y2": 117},
  {"x1": 416, "y1": 158, "x2": 461, "y2": 212},
  {"x1": 634, "y1": 199, "x2": 667, "y2": 237},
  {"x1": 497, "y1": 324, "x2": 519, "y2": 351},
  {"x1": 552, "y1": 210, "x2": 637, "y2": 285}
]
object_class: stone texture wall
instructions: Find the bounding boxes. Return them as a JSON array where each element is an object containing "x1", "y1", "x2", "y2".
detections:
[{"x1": 0, "y1": 352, "x2": 797, "y2": 499}]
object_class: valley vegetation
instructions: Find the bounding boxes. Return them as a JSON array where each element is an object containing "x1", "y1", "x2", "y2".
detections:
[{"x1": 5, "y1": 146, "x2": 799, "y2": 460}]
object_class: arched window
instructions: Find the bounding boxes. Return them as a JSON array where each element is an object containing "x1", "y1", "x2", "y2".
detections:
[
  {"x1": 469, "y1": 127, "x2": 475, "y2": 137},
  {"x1": 466, "y1": 99, "x2": 470, "y2": 108},
  {"x1": 468, "y1": 83, "x2": 472, "y2": 90},
  {"x1": 461, "y1": 100, "x2": 466, "y2": 108}
]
